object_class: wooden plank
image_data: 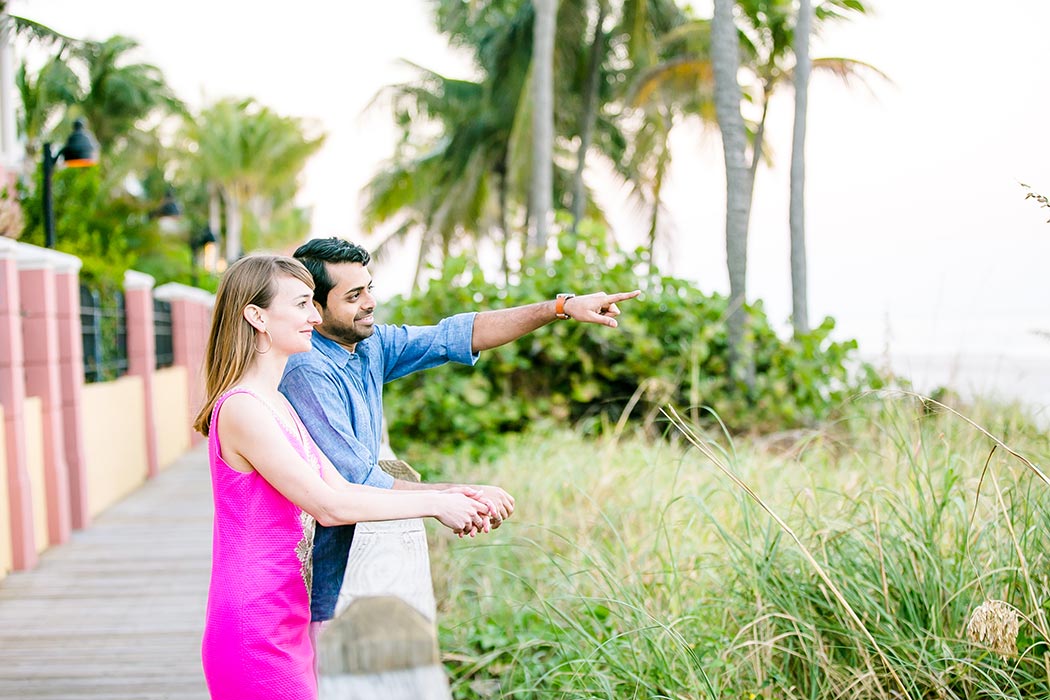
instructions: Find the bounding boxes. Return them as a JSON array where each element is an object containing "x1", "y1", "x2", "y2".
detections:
[{"x1": 0, "y1": 446, "x2": 212, "y2": 700}]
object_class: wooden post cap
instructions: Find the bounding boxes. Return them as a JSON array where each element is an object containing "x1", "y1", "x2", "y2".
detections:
[
  {"x1": 320, "y1": 596, "x2": 439, "y2": 675},
  {"x1": 378, "y1": 459, "x2": 421, "y2": 483}
]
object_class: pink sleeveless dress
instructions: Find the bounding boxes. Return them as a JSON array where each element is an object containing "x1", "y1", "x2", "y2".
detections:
[{"x1": 201, "y1": 388, "x2": 323, "y2": 700}]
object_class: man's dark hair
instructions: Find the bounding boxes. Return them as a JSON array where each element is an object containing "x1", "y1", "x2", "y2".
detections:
[{"x1": 293, "y1": 237, "x2": 371, "y2": 308}]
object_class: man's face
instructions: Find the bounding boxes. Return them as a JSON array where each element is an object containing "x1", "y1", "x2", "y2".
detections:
[{"x1": 315, "y1": 262, "x2": 376, "y2": 349}]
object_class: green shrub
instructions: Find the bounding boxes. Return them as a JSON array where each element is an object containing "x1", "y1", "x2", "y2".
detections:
[{"x1": 384, "y1": 223, "x2": 882, "y2": 458}]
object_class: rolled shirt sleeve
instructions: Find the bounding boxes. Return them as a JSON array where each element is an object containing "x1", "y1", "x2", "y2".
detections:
[{"x1": 380, "y1": 312, "x2": 480, "y2": 383}]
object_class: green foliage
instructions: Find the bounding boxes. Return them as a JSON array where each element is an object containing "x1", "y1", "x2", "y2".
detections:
[
  {"x1": 384, "y1": 223, "x2": 879, "y2": 459},
  {"x1": 20, "y1": 165, "x2": 138, "y2": 284},
  {"x1": 17, "y1": 163, "x2": 205, "y2": 379}
]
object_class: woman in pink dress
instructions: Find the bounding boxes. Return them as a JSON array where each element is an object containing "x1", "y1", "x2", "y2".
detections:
[{"x1": 192, "y1": 255, "x2": 493, "y2": 700}]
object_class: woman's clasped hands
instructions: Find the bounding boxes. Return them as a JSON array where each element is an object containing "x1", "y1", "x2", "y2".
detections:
[{"x1": 434, "y1": 486, "x2": 499, "y2": 538}]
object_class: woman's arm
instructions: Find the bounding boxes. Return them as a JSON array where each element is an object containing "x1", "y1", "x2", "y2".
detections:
[{"x1": 217, "y1": 393, "x2": 490, "y2": 531}]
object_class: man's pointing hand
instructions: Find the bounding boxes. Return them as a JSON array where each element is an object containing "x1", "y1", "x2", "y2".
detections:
[{"x1": 563, "y1": 290, "x2": 641, "y2": 328}]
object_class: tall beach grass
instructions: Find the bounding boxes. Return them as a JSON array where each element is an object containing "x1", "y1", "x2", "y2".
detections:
[{"x1": 418, "y1": 394, "x2": 1050, "y2": 698}]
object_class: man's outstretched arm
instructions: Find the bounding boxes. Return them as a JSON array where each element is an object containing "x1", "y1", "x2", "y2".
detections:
[{"x1": 470, "y1": 290, "x2": 641, "y2": 353}]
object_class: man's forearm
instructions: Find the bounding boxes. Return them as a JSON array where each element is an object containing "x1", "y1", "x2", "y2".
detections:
[
  {"x1": 471, "y1": 301, "x2": 557, "y2": 353},
  {"x1": 392, "y1": 478, "x2": 453, "y2": 491},
  {"x1": 469, "y1": 290, "x2": 641, "y2": 352}
]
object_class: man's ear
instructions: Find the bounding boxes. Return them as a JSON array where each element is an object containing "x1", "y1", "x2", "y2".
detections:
[
  {"x1": 312, "y1": 299, "x2": 324, "y2": 315},
  {"x1": 243, "y1": 304, "x2": 266, "y2": 332}
]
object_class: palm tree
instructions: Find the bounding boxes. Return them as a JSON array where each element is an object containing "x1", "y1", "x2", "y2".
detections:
[
  {"x1": 529, "y1": 0, "x2": 557, "y2": 253},
  {"x1": 570, "y1": 0, "x2": 692, "y2": 256},
  {"x1": 369, "y1": 0, "x2": 700, "y2": 282},
  {"x1": 568, "y1": 0, "x2": 606, "y2": 233},
  {"x1": 362, "y1": 67, "x2": 510, "y2": 288},
  {"x1": 623, "y1": 15, "x2": 715, "y2": 264},
  {"x1": 732, "y1": 0, "x2": 881, "y2": 335},
  {"x1": 711, "y1": 0, "x2": 754, "y2": 384},
  {"x1": 72, "y1": 36, "x2": 183, "y2": 160},
  {"x1": 789, "y1": 0, "x2": 812, "y2": 335},
  {"x1": 367, "y1": 1, "x2": 594, "y2": 285},
  {"x1": 640, "y1": 1, "x2": 880, "y2": 335},
  {"x1": 15, "y1": 55, "x2": 79, "y2": 163},
  {"x1": 182, "y1": 99, "x2": 324, "y2": 262}
]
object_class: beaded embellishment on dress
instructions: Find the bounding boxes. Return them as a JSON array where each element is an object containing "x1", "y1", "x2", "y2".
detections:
[{"x1": 295, "y1": 511, "x2": 315, "y2": 602}]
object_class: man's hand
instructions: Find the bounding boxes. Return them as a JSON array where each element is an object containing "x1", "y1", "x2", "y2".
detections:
[
  {"x1": 563, "y1": 290, "x2": 641, "y2": 328},
  {"x1": 471, "y1": 484, "x2": 514, "y2": 527}
]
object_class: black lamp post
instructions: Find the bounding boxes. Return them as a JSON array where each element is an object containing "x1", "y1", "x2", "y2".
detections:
[
  {"x1": 42, "y1": 119, "x2": 98, "y2": 248},
  {"x1": 150, "y1": 185, "x2": 183, "y2": 219}
]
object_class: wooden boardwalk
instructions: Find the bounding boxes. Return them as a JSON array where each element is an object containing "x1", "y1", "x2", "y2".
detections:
[{"x1": 0, "y1": 446, "x2": 212, "y2": 699}]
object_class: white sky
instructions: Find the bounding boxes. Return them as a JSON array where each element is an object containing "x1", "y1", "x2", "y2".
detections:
[{"x1": 11, "y1": 0, "x2": 1050, "y2": 403}]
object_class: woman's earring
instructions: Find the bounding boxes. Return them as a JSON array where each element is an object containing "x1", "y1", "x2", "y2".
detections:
[{"x1": 254, "y1": 329, "x2": 273, "y2": 354}]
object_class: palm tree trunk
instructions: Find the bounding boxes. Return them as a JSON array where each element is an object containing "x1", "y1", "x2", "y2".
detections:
[
  {"x1": 747, "y1": 85, "x2": 771, "y2": 189},
  {"x1": 647, "y1": 111, "x2": 672, "y2": 271},
  {"x1": 411, "y1": 227, "x2": 430, "y2": 294},
  {"x1": 712, "y1": 0, "x2": 755, "y2": 387},
  {"x1": 789, "y1": 0, "x2": 812, "y2": 336},
  {"x1": 498, "y1": 165, "x2": 511, "y2": 285},
  {"x1": 529, "y1": 0, "x2": 557, "y2": 253},
  {"x1": 570, "y1": 0, "x2": 607, "y2": 232},
  {"x1": 208, "y1": 186, "x2": 222, "y2": 253},
  {"x1": 224, "y1": 188, "x2": 242, "y2": 263}
]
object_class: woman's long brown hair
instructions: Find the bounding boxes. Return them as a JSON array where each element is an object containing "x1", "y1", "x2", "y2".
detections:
[{"x1": 192, "y1": 255, "x2": 314, "y2": 436}]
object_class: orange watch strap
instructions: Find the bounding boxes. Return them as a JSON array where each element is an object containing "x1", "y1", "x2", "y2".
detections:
[{"x1": 555, "y1": 293, "x2": 574, "y2": 320}]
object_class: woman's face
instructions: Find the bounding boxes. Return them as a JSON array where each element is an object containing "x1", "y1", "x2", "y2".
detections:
[{"x1": 258, "y1": 275, "x2": 322, "y2": 355}]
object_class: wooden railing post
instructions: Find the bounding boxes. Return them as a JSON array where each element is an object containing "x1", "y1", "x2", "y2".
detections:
[{"x1": 318, "y1": 459, "x2": 452, "y2": 700}]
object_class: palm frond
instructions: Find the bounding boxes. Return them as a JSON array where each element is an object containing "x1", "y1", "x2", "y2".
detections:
[
  {"x1": 8, "y1": 15, "x2": 80, "y2": 47},
  {"x1": 807, "y1": 56, "x2": 892, "y2": 93}
]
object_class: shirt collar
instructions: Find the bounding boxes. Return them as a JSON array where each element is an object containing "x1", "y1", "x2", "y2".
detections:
[{"x1": 311, "y1": 331, "x2": 354, "y2": 367}]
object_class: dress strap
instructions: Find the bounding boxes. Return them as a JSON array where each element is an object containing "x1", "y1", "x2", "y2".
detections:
[
  {"x1": 209, "y1": 388, "x2": 251, "y2": 461},
  {"x1": 211, "y1": 386, "x2": 319, "y2": 474}
]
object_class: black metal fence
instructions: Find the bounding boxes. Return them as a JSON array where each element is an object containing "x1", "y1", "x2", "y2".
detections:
[
  {"x1": 154, "y1": 298, "x2": 174, "y2": 369},
  {"x1": 80, "y1": 285, "x2": 128, "y2": 383}
]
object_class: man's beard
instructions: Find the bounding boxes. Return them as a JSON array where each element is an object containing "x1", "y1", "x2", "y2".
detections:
[{"x1": 322, "y1": 316, "x2": 375, "y2": 346}]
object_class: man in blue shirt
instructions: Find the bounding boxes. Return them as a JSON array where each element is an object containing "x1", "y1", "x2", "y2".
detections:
[{"x1": 279, "y1": 237, "x2": 640, "y2": 623}]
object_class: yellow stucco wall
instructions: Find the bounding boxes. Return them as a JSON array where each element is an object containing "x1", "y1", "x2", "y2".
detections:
[
  {"x1": 0, "y1": 405, "x2": 10, "y2": 579},
  {"x1": 153, "y1": 366, "x2": 190, "y2": 470},
  {"x1": 22, "y1": 397, "x2": 48, "y2": 553},
  {"x1": 82, "y1": 376, "x2": 148, "y2": 518}
]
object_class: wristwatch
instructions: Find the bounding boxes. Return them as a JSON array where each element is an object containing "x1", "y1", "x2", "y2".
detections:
[{"x1": 555, "y1": 293, "x2": 575, "y2": 320}]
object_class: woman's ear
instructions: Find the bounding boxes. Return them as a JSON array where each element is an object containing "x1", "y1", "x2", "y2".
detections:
[{"x1": 242, "y1": 304, "x2": 267, "y2": 332}]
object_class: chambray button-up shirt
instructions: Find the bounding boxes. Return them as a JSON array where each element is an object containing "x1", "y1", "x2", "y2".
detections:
[{"x1": 279, "y1": 313, "x2": 479, "y2": 621}]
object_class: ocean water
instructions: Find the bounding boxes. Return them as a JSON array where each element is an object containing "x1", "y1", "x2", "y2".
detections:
[{"x1": 865, "y1": 351, "x2": 1050, "y2": 423}]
